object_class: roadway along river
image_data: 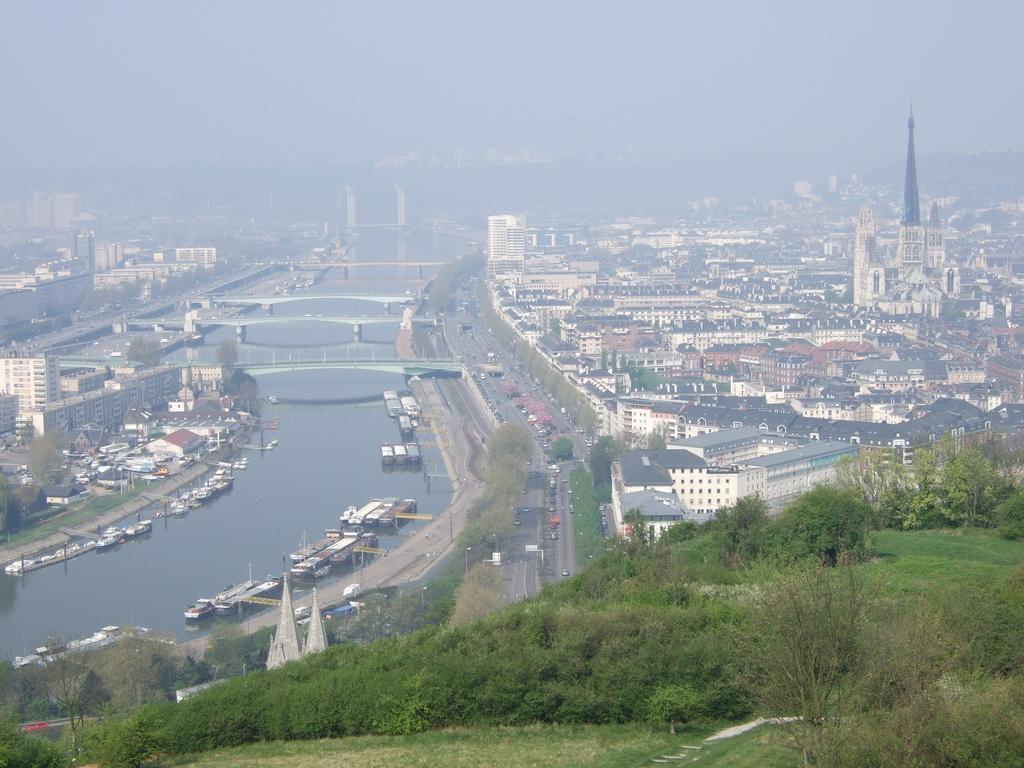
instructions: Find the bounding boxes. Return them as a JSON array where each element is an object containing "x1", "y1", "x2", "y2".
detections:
[{"x1": 0, "y1": 231, "x2": 462, "y2": 659}]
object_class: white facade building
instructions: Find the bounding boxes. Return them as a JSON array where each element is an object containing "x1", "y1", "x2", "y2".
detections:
[
  {"x1": 0, "y1": 354, "x2": 60, "y2": 414},
  {"x1": 486, "y1": 214, "x2": 526, "y2": 279}
]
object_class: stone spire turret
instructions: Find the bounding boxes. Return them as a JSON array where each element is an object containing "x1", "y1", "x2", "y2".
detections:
[
  {"x1": 302, "y1": 587, "x2": 328, "y2": 656},
  {"x1": 266, "y1": 574, "x2": 301, "y2": 669}
]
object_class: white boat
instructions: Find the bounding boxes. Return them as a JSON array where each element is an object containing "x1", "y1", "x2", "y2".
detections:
[{"x1": 94, "y1": 535, "x2": 120, "y2": 551}]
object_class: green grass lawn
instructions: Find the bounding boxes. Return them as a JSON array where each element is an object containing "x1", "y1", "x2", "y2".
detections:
[
  {"x1": 158, "y1": 723, "x2": 798, "y2": 768},
  {"x1": 0, "y1": 484, "x2": 148, "y2": 550},
  {"x1": 868, "y1": 527, "x2": 1024, "y2": 596}
]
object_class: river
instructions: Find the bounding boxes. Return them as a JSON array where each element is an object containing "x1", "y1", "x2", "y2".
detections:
[{"x1": 0, "y1": 230, "x2": 462, "y2": 659}]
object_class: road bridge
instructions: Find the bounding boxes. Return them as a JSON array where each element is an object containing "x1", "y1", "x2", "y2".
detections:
[
  {"x1": 291, "y1": 261, "x2": 445, "y2": 278},
  {"x1": 212, "y1": 294, "x2": 413, "y2": 308},
  {"x1": 243, "y1": 357, "x2": 461, "y2": 377}
]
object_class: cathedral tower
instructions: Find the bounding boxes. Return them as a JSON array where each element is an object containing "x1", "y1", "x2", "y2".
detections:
[
  {"x1": 853, "y1": 206, "x2": 884, "y2": 306},
  {"x1": 897, "y1": 108, "x2": 925, "y2": 280}
]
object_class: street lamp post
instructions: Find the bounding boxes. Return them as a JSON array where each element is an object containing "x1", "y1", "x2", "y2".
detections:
[
  {"x1": 421, "y1": 585, "x2": 427, "y2": 610},
  {"x1": 465, "y1": 546, "x2": 471, "y2": 574}
]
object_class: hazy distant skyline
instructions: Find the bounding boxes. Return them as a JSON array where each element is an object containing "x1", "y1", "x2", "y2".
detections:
[{"x1": 2, "y1": 1, "x2": 1022, "y2": 169}]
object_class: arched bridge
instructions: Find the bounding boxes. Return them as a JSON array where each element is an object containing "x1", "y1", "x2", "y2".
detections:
[
  {"x1": 133, "y1": 316, "x2": 435, "y2": 331},
  {"x1": 213, "y1": 294, "x2": 414, "y2": 308},
  {"x1": 243, "y1": 358, "x2": 461, "y2": 377}
]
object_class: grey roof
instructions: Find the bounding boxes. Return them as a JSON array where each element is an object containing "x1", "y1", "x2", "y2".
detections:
[
  {"x1": 744, "y1": 441, "x2": 857, "y2": 469},
  {"x1": 619, "y1": 489, "x2": 699, "y2": 522},
  {"x1": 619, "y1": 448, "x2": 705, "y2": 486},
  {"x1": 671, "y1": 425, "x2": 766, "y2": 448}
]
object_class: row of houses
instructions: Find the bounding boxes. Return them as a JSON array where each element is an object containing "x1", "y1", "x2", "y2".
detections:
[{"x1": 609, "y1": 435, "x2": 859, "y2": 537}]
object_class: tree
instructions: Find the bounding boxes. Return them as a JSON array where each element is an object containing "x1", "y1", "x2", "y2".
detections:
[
  {"x1": 647, "y1": 684, "x2": 706, "y2": 735},
  {"x1": 0, "y1": 719, "x2": 68, "y2": 768},
  {"x1": 588, "y1": 436, "x2": 619, "y2": 487},
  {"x1": 996, "y1": 490, "x2": 1024, "y2": 540},
  {"x1": 646, "y1": 429, "x2": 667, "y2": 451},
  {"x1": 832, "y1": 451, "x2": 909, "y2": 509},
  {"x1": 450, "y1": 564, "x2": 505, "y2": 626},
  {"x1": 126, "y1": 338, "x2": 162, "y2": 366},
  {"x1": 741, "y1": 567, "x2": 874, "y2": 765},
  {"x1": 778, "y1": 486, "x2": 873, "y2": 566},
  {"x1": 549, "y1": 437, "x2": 573, "y2": 461},
  {"x1": 28, "y1": 435, "x2": 62, "y2": 486},
  {"x1": 216, "y1": 339, "x2": 239, "y2": 371},
  {"x1": 623, "y1": 508, "x2": 652, "y2": 554},
  {"x1": 0, "y1": 474, "x2": 12, "y2": 532},
  {"x1": 41, "y1": 647, "x2": 108, "y2": 754},
  {"x1": 712, "y1": 495, "x2": 770, "y2": 567},
  {"x1": 941, "y1": 448, "x2": 1003, "y2": 527},
  {"x1": 89, "y1": 636, "x2": 177, "y2": 713}
]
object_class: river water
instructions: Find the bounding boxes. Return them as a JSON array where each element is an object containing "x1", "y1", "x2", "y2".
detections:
[{"x1": 0, "y1": 231, "x2": 461, "y2": 659}]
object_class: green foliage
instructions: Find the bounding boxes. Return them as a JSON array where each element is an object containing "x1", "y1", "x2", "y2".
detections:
[
  {"x1": 223, "y1": 369, "x2": 261, "y2": 415},
  {"x1": 0, "y1": 719, "x2": 68, "y2": 768},
  {"x1": 83, "y1": 708, "x2": 164, "y2": 768},
  {"x1": 708, "y1": 496, "x2": 770, "y2": 567},
  {"x1": 216, "y1": 340, "x2": 239, "y2": 370},
  {"x1": 126, "y1": 337, "x2": 163, "y2": 366},
  {"x1": 429, "y1": 254, "x2": 484, "y2": 314},
  {"x1": 204, "y1": 625, "x2": 273, "y2": 678},
  {"x1": 549, "y1": 437, "x2": 573, "y2": 461},
  {"x1": 569, "y1": 466, "x2": 604, "y2": 566},
  {"x1": 28, "y1": 434, "x2": 63, "y2": 486},
  {"x1": 646, "y1": 683, "x2": 706, "y2": 734},
  {"x1": 997, "y1": 489, "x2": 1024, "y2": 541},
  {"x1": 588, "y1": 437, "x2": 619, "y2": 487},
  {"x1": 776, "y1": 486, "x2": 873, "y2": 565},
  {"x1": 68, "y1": 485, "x2": 1024, "y2": 764}
]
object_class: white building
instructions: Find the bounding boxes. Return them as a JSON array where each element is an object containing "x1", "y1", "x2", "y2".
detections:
[
  {"x1": 174, "y1": 247, "x2": 218, "y2": 267},
  {"x1": 486, "y1": 214, "x2": 526, "y2": 279},
  {"x1": 0, "y1": 354, "x2": 60, "y2": 413},
  {"x1": 94, "y1": 242, "x2": 125, "y2": 272}
]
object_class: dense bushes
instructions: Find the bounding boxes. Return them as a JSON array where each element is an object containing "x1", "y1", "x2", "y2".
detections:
[
  {"x1": 98, "y1": 595, "x2": 746, "y2": 757},
  {"x1": 77, "y1": 479, "x2": 1024, "y2": 765},
  {"x1": 0, "y1": 720, "x2": 68, "y2": 768}
]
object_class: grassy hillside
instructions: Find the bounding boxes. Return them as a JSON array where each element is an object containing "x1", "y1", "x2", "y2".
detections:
[
  {"x1": 77, "y1": 518, "x2": 1024, "y2": 767},
  {"x1": 159, "y1": 723, "x2": 798, "y2": 768},
  {"x1": 869, "y1": 526, "x2": 1024, "y2": 594}
]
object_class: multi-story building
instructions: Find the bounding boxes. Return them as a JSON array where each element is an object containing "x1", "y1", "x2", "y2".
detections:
[
  {"x1": 0, "y1": 393, "x2": 18, "y2": 434},
  {"x1": 0, "y1": 354, "x2": 60, "y2": 413},
  {"x1": 74, "y1": 230, "x2": 96, "y2": 272},
  {"x1": 987, "y1": 355, "x2": 1024, "y2": 399},
  {"x1": 26, "y1": 365, "x2": 181, "y2": 435},
  {"x1": 60, "y1": 367, "x2": 110, "y2": 397},
  {"x1": 174, "y1": 247, "x2": 218, "y2": 267},
  {"x1": 94, "y1": 242, "x2": 125, "y2": 272},
  {"x1": 486, "y1": 214, "x2": 526, "y2": 279}
]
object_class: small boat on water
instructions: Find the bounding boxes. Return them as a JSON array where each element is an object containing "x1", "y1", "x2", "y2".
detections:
[
  {"x1": 184, "y1": 599, "x2": 215, "y2": 620},
  {"x1": 123, "y1": 520, "x2": 152, "y2": 538},
  {"x1": 94, "y1": 533, "x2": 122, "y2": 551}
]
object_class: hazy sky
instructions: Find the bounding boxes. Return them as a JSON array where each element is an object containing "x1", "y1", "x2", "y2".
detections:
[{"x1": 2, "y1": 1, "x2": 1021, "y2": 168}]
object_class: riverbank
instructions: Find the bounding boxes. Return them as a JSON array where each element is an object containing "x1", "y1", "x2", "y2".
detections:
[
  {"x1": 177, "y1": 372, "x2": 489, "y2": 655},
  {"x1": 0, "y1": 441, "x2": 247, "y2": 567}
]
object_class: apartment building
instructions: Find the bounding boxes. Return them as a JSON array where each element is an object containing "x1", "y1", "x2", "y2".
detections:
[{"x1": 0, "y1": 354, "x2": 60, "y2": 413}]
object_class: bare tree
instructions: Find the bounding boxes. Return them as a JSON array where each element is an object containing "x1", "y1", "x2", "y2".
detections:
[
  {"x1": 739, "y1": 567, "x2": 874, "y2": 766},
  {"x1": 450, "y1": 564, "x2": 505, "y2": 626},
  {"x1": 40, "y1": 643, "x2": 108, "y2": 753}
]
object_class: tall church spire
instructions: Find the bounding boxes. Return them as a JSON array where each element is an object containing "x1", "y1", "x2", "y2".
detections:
[
  {"x1": 302, "y1": 587, "x2": 328, "y2": 656},
  {"x1": 266, "y1": 574, "x2": 301, "y2": 669},
  {"x1": 902, "y1": 106, "x2": 921, "y2": 226}
]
